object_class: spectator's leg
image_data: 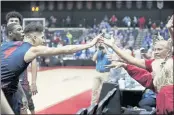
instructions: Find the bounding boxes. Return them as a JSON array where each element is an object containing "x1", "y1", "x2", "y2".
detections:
[
  {"x1": 139, "y1": 97, "x2": 156, "y2": 111},
  {"x1": 91, "y1": 75, "x2": 102, "y2": 105},
  {"x1": 97, "y1": 72, "x2": 110, "y2": 98}
]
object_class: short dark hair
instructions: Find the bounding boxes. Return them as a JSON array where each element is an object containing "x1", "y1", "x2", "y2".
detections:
[
  {"x1": 6, "y1": 11, "x2": 23, "y2": 24},
  {"x1": 24, "y1": 22, "x2": 44, "y2": 34},
  {"x1": 6, "y1": 23, "x2": 18, "y2": 35}
]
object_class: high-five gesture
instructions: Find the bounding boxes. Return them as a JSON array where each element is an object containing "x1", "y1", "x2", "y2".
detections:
[
  {"x1": 105, "y1": 61, "x2": 127, "y2": 69},
  {"x1": 90, "y1": 33, "x2": 104, "y2": 46},
  {"x1": 102, "y1": 34, "x2": 116, "y2": 47},
  {"x1": 106, "y1": 54, "x2": 119, "y2": 61}
]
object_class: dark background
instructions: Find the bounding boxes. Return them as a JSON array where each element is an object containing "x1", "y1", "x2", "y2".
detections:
[{"x1": 1, "y1": 1, "x2": 174, "y2": 27}]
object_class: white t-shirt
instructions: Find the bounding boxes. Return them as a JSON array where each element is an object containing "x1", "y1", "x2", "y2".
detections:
[
  {"x1": 134, "y1": 49, "x2": 142, "y2": 59},
  {"x1": 147, "y1": 48, "x2": 154, "y2": 59},
  {"x1": 124, "y1": 49, "x2": 132, "y2": 56},
  {"x1": 89, "y1": 46, "x2": 96, "y2": 54},
  {"x1": 79, "y1": 50, "x2": 86, "y2": 59}
]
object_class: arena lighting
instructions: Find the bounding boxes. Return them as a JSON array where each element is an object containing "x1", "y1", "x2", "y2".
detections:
[
  {"x1": 31, "y1": 6, "x2": 39, "y2": 12},
  {"x1": 35, "y1": 7, "x2": 39, "y2": 11},
  {"x1": 32, "y1": 7, "x2": 35, "y2": 11}
]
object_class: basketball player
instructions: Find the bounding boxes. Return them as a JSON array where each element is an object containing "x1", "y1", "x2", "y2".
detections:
[
  {"x1": 1, "y1": 22, "x2": 103, "y2": 113},
  {"x1": 5, "y1": 11, "x2": 38, "y2": 114}
]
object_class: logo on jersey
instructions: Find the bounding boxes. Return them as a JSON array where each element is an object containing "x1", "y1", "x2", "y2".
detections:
[{"x1": 4, "y1": 41, "x2": 23, "y2": 58}]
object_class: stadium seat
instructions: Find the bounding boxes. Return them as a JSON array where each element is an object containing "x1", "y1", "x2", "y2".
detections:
[
  {"x1": 87, "y1": 103, "x2": 98, "y2": 114},
  {"x1": 76, "y1": 108, "x2": 87, "y2": 115},
  {"x1": 150, "y1": 108, "x2": 156, "y2": 115},
  {"x1": 96, "y1": 96, "x2": 108, "y2": 114}
]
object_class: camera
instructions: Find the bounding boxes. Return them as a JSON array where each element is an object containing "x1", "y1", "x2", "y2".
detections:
[
  {"x1": 98, "y1": 45, "x2": 104, "y2": 50},
  {"x1": 140, "y1": 48, "x2": 147, "y2": 53}
]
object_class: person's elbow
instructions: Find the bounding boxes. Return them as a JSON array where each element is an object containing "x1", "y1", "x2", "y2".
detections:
[{"x1": 92, "y1": 57, "x2": 96, "y2": 62}]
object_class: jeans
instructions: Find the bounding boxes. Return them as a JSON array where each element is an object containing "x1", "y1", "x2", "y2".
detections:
[
  {"x1": 109, "y1": 67, "x2": 128, "y2": 82},
  {"x1": 139, "y1": 97, "x2": 156, "y2": 111}
]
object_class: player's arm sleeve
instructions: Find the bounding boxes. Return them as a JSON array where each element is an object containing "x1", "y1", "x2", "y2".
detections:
[
  {"x1": 145, "y1": 59, "x2": 154, "y2": 72},
  {"x1": 125, "y1": 64, "x2": 155, "y2": 91}
]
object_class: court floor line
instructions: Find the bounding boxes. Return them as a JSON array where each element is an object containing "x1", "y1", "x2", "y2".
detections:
[{"x1": 27, "y1": 68, "x2": 97, "y2": 111}]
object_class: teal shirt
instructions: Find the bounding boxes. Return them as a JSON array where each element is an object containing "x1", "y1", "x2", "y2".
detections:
[{"x1": 96, "y1": 51, "x2": 111, "y2": 72}]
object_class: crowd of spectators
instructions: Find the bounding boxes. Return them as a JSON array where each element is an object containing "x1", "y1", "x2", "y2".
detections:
[{"x1": 1, "y1": 14, "x2": 171, "y2": 60}]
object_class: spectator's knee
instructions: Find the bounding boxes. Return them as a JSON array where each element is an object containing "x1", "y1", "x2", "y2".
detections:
[{"x1": 138, "y1": 100, "x2": 144, "y2": 107}]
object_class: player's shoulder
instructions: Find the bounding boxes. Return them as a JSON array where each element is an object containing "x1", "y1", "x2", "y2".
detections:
[
  {"x1": 1, "y1": 41, "x2": 23, "y2": 49},
  {"x1": 2, "y1": 41, "x2": 30, "y2": 46},
  {"x1": 22, "y1": 42, "x2": 32, "y2": 45},
  {"x1": 15, "y1": 42, "x2": 33, "y2": 54},
  {"x1": 19, "y1": 42, "x2": 32, "y2": 48}
]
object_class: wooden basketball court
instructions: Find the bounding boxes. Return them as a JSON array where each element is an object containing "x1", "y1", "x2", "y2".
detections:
[{"x1": 27, "y1": 67, "x2": 97, "y2": 113}]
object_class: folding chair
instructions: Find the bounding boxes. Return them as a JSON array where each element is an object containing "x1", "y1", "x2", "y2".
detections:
[
  {"x1": 96, "y1": 88, "x2": 117, "y2": 114},
  {"x1": 87, "y1": 103, "x2": 98, "y2": 114},
  {"x1": 76, "y1": 108, "x2": 87, "y2": 115},
  {"x1": 150, "y1": 108, "x2": 156, "y2": 115}
]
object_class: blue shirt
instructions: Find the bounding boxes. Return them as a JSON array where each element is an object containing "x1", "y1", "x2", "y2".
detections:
[
  {"x1": 1, "y1": 41, "x2": 32, "y2": 95},
  {"x1": 96, "y1": 51, "x2": 111, "y2": 72},
  {"x1": 75, "y1": 50, "x2": 82, "y2": 57},
  {"x1": 142, "y1": 89, "x2": 156, "y2": 99}
]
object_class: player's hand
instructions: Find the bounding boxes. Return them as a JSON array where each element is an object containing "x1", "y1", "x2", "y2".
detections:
[
  {"x1": 103, "y1": 35, "x2": 116, "y2": 48},
  {"x1": 30, "y1": 83, "x2": 38, "y2": 95},
  {"x1": 106, "y1": 53, "x2": 124, "y2": 62},
  {"x1": 90, "y1": 33, "x2": 104, "y2": 46},
  {"x1": 166, "y1": 15, "x2": 173, "y2": 29},
  {"x1": 105, "y1": 61, "x2": 127, "y2": 69},
  {"x1": 106, "y1": 54, "x2": 117, "y2": 61}
]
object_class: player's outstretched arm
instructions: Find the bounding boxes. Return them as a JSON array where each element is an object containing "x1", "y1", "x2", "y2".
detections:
[
  {"x1": 30, "y1": 59, "x2": 38, "y2": 95},
  {"x1": 24, "y1": 34, "x2": 103, "y2": 63}
]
